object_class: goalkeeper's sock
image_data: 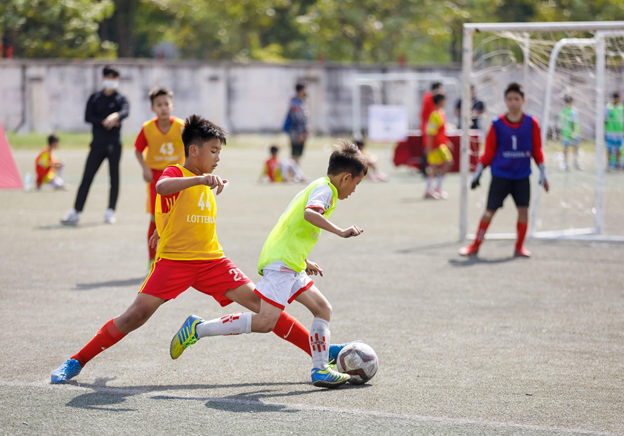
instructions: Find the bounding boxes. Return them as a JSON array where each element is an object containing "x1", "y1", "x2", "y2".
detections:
[
  {"x1": 515, "y1": 221, "x2": 528, "y2": 251},
  {"x1": 473, "y1": 219, "x2": 490, "y2": 248}
]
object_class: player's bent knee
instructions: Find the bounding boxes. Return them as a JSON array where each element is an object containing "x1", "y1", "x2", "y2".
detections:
[
  {"x1": 313, "y1": 301, "x2": 332, "y2": 321},
  {"x1": 253, "y1": 314, "x2": 279, "y2": 333}
]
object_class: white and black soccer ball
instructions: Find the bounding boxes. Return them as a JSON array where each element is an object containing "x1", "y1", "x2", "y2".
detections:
[{"x1": 335, "y1": 343, "x2": 378, "y2": 385}]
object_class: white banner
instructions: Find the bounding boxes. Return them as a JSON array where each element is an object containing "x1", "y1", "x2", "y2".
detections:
[{"x1": 368, "y1": 105, "x2": 409, "y2": 143}]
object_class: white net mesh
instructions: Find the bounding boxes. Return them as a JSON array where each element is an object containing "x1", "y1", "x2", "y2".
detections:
[{"x1": 467, "y1": 29, "x2": 624, "y2": 240}]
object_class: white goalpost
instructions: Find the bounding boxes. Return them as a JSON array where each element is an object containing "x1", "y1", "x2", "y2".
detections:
[{"x1": 459, "y1": 21, "x2": 624, "y2": 243}]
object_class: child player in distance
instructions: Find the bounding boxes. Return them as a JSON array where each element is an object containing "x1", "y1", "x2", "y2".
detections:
[
  {"x1": 171, "y1": 140, "x2": 367, "y2": 388},
  {"x1": 425, "y1": 93, "x2": 454, "y2": 199},
  {"x1": 51, "y1": 116, "x2": 348, "y2": 384},
  {"x1": 35, "y1": 134, "x2": 68, "y2": 190},
  {"x1": 134, "y1": 87, "x2": 185, "y2": 270},
  {"x1": 460, "y1": 82, "x2": 549, "y2": 258}
]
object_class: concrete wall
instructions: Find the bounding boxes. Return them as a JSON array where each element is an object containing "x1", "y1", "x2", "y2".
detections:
[
  {"x1": 0, "y1": 59, "x2": 462, "y2": 136},
  {"x1": 2, "y1": 59, "x2": 620, "y2": 138}
]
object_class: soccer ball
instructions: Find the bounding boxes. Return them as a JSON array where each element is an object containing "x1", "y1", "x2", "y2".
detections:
[{"x1": 335, "y1": 343, "x2": 378, "y2": 385}]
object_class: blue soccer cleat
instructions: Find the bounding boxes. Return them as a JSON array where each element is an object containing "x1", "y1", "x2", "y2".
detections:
[
  {"x1": 170, "y1": 314, "x2": 203, "y2": 360},
  {"x1": 51, "y1": 358, "x2": 82, "y2": 384},
  {"x1": 311, "y1": 367, "x2": 350, "y2": 388},
  {"x1": 328, "y1": 340, "x2": 363, "y2": 365}
]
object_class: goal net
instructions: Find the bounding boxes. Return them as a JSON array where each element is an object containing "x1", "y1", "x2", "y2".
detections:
[{"x1": 459, "y1": 22, "x2": 624, "y2": 242}]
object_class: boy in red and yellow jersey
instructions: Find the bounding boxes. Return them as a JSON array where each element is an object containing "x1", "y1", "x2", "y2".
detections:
[
  {"x1": 35, "y1": 135, "x2": 67, "y2": 190},
  {"x1": 51, "y1": 115, "x2": 339, "y2": 384},
  {"x1": 134, "y1": 87, "x2": 185, "y2": 269},
  {"x1": 425, "y1": 93, "x2": 454, "y2": 199}
]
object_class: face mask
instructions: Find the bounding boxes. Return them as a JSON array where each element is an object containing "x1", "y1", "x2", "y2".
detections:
[{"x1": 103, "y1": 79, "x2": 119, "y2": 91}]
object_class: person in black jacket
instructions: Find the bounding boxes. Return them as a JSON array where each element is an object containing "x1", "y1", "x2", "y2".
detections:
[{"x1": 62, "y1": 65, "x2": 130, "y2": 225}]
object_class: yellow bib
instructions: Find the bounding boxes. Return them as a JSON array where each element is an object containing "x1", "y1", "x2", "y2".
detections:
[
  {"x1": 155, "y1": 165, "x2": 224, "y2": 261},
  {"x1": 143, "y1": 117, "x2": 186, "y2": 170}
]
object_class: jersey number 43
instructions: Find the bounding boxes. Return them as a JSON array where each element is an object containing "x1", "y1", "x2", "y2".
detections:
[{"x1": 160, "y1": 143, "x2": 174, "y2": 155}]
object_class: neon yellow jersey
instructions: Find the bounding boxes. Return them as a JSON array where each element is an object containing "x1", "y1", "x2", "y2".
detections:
[
  {"x1": 258, "y1": 177, "x2": 338, "y2": 274},
  {"x1": 606, "y1": 102, "x2": 624, "y2": 134}
]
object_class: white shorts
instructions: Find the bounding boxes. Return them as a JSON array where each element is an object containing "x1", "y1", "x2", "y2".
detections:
[{"x1": 255, "y1": 269, "x2": 313, "y2": 310}]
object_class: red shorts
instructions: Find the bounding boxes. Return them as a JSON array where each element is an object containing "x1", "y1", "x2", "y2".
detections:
[
  {"x1": 139, "y1": 257, "x2": 252, "y2": 305},
  {"x1": 146, "y1": 169, "x2": 165, "y2": 214}
]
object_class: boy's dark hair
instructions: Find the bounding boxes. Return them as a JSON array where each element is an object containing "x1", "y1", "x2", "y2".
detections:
[
  {"x1": 504, "y1": 82, "x2": 524, "y2": 98},
  {"x1": 355, "y1": 140, "x2": 365, "y2": 149},
  {"x1": 431, "y1": 82, "x2": 442, "y2": 91},
  {"x1": 149, "y1": 87, "x2": 173, "y2": 104},
  {"x1": 564, "y1": 94, "x2": 573, "y2": 104},
  {"x1": 270, "y1": 145, "x2": 279, "y2": 154},
  {"x1": 327, "y1": 140, "x2": 368, "y2": 177},
  {"x1": 296, "y1": 83, "x2": 306, "y2": 93},
  {"x1": 48, "y1": 134, "x2": 59, "y2": 145},
  {"x1": 102, "y1": 65, "x2": 120, "y2": 78},
  {"x1": 181, "y1": 115, "x2": 227, "y2": 157},
  {"x1": 612, "y1": 92, "x2": 620, "y2": 99},
  {"x1": 433, "y1": 93, "x2": 446, "y2": 105}
]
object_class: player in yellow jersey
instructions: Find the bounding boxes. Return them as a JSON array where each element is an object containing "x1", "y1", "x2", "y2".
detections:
[
  {"x1": 134, "y1": 87, "x2": 185, "y2": 269},
  {"x1": 51, "y1": 115, "x2": 342, "y2": 384}
]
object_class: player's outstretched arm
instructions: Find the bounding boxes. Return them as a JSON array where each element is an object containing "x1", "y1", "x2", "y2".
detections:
[
  {"x1": 156, "y1": 174, "x2": 227, "y2": 196},
  {"x1": 303, "y1": 208, "x2": 363, "y2": 238}
]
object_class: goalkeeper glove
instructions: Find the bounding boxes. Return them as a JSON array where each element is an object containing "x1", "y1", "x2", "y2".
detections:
[
  {"x1": 538, "y1": 163, "x2": 549, "y2": 192},
  {"x1": 471, "y1": 162, "x2": 484, "y2": 190}
]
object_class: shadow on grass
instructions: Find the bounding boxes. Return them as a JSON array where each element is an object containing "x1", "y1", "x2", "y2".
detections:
[
  {"x1": 37, "y1": 222, "x2": 105, "y2": 230},
  {"x1": 396, "y1": 241, "x2": 460, "y2": 254},
  {"x1": 63, "y1": 377, "x2": 369, "y2": 413},
  {"x1": 448, "y1": 256, "x2": 519, "y2": 267},
  {"x1": 74, "y1": 278, "x2": 145, "y2": 290}
]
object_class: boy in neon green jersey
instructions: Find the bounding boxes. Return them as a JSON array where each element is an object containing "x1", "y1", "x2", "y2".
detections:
[
  {"x1": 172, "y1": 141, "x2": 367, "y2": 388},
  {"x1": 559, "y1": 95, "x2": 581, "y2": 171},
  {"x1": 606, "y1": 92, "x2": 624, "y2": 169}
]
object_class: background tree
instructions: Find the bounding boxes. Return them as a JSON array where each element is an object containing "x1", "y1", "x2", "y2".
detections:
[{"x1": 0, "y1": 0, "x2": 115, "y2": 58}]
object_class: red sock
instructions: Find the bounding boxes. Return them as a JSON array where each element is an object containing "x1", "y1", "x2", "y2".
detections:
[
  {"x1": 272, "y1": 311, "x2": 311, "y2": 357},
  {"x1": 148, "y1": 220, "x2": 157, "y2": 261},
  {"x1": 516, "y1": 221, "x2": 528, "y2": 251},
  {"x1": 71, "y1": 319, "x2": 126, "y2": 367},
  {"x1": 473, "y1": 219, "x2": 491, "y2": 248}
]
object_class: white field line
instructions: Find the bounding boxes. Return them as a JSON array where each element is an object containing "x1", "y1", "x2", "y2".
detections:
[{"x1": 0, "y1": 379, "x2": 619, "y2": 436}]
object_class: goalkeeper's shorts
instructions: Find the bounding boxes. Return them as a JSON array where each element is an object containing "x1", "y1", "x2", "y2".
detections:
[{"x1": 487, "y1": 176, "x2": 530, "y2": 211}]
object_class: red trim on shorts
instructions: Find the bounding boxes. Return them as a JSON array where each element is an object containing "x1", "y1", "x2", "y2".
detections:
[
  {"x1": 287, "y1": 280, "x2": 314, "y2": 304},
  {"x1": 254, "y1": 289, "x2": 285, "y2": 310}
]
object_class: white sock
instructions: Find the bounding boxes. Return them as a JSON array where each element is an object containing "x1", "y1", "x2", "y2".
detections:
[
  {"x1": 309, "y1": 317, "x2": 330, "y2": 370},
  {"x1": 425, "y1": 177, "x2": 433, "y2": 193},
  {"x1": 436, "y1": 174, "x2": 443, "y2": 189},
  {"x1": 196, "y1": 312, "x2": 252, "y2": 338}
]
